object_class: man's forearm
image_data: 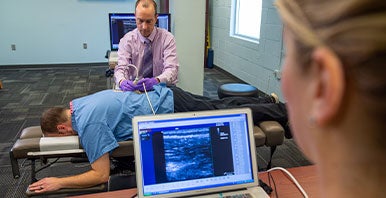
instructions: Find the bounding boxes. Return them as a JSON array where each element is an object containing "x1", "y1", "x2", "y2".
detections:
[
  {"x1": 29, "y1": 153, "x2": 110, "y2": 193},
  {"x1": 58, "y1": 153, "x2": 110, "y2": 189},
  {"x1": 57, "y1": 168, "x2": 109, "y2": 189},
  {"x1": 158, "y1": 67, "x2": 178, "y2": 85},
  {"x1": 114, "y1": 66, "x2": 126, "y2": 86}
]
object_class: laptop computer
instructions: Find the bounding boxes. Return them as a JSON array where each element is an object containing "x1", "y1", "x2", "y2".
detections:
[{"x1": 132, "y1": 108, "x2": 269, "y2": 198}]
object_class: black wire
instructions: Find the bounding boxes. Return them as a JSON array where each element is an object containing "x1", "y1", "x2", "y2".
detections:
[
  {"x1": 259, "y1": 179, "x2": 273, "y2": 195},
  {"x1": 268, "y1": 171, "x2": 271, "y2": 186},
  {"x1": 130, "y1": 193, "x2": 137, "y2": 198},
  {"x1": 35, "y1": 158, "x2": 60, "y2": 174},
  {"x1": 268, "y1": 172, "x2": 279, "y2": 198}
]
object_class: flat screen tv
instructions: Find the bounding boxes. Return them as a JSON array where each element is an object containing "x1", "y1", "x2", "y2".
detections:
[{"x1": 109, "y1": 13, "x2": 171, "y2": 51}]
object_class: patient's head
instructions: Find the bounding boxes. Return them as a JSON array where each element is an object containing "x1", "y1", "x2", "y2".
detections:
[{"x1": 40, "y1": 107, "x2": 76, "y2": 137}]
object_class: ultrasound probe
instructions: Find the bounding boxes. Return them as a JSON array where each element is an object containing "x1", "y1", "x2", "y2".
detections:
[{"x1": 127, "y1": 63, "x2": 140, "y2": 84}]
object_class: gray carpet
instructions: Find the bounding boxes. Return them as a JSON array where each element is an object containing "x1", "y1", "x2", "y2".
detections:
[{"x1": 0, "y1": 64, "x2": 311, "y2": 197}]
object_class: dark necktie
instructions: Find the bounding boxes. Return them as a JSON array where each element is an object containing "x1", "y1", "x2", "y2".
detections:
[{"x1": 140, "y1": 39, "x2": 153, "y2": 78}]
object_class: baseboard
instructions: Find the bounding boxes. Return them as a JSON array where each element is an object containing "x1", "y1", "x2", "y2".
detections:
[
  {"x1": 0, "y1": 62, "x2": 107, "y2": 69},
  {"x1": 209, "y1": 65, "x2": 247, "y2": 83}
]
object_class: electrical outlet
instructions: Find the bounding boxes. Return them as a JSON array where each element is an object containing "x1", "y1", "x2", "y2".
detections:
[
  {"x1": 11, "y1": 44, "x2": 16, "y2": 51},
  {"x1": 274, "y1": 69, "x2": 281, "y2": 80},
  {"x1": 83, "y1": 43, "x2": 87, "y2": 49}
]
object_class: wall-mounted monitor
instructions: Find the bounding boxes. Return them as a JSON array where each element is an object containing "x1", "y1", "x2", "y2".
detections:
[{"x1": 109, "y1": 13, "x2": 171, "y2": 51}]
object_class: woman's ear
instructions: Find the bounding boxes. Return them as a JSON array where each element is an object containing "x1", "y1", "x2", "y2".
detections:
[{"x1": 310, "y1": 47, "x2": 345, "y2": 126}]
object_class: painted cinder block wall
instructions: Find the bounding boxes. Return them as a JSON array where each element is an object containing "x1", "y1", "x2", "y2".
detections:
[{"x1": 209, "y1": 0, "x2": 284, "y2": 100}]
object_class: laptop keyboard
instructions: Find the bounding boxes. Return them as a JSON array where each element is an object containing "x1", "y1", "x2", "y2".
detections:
[{"x1": 223, "y1": 193, "x2": 253, "y2": 198}]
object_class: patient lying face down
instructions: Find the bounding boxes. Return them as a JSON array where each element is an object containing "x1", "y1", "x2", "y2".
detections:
[
  {"x1": 29, "y1": 84, "x2": 288, "y2": 193},
  {"x1": 29, "y1": 85, "x2": 174, "y2": 193}
]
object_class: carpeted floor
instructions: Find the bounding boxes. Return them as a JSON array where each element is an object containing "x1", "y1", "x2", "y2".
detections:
[{"x1": 0, "y1": 64, "x2": 311, "y2": 197}]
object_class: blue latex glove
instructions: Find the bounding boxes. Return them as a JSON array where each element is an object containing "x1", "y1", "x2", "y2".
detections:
[
  {"x1": 119, "y1": 80, "x2": 137, "y2": 91},
  {"x1": 136, "y1": 78, "x2": 159, "y2": 92}
]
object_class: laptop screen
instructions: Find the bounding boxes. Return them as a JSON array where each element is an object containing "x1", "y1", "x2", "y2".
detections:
[{"x1": 132, "y1": 108, "x2": 259, "y2": 197}]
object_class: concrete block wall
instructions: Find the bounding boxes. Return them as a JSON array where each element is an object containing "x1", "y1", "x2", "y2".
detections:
[{"x1": 209, "y1": 0, "x2": 285, "y2": 100}]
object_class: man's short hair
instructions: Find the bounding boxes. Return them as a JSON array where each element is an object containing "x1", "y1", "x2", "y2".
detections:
[
  {"x1": 135, "y1": 0, "x2": 158, "y2": 15},
  {"x1": 40, "y1": 107, "x2": 68, "y2": 135}
]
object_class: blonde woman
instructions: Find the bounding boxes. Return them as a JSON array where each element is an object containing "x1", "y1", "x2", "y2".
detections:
[{"x1": 276, "y1": 0, "x2": 386, "y2": 197}]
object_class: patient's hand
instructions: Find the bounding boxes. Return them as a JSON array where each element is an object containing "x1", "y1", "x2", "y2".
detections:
[
  {"x1": 29, "y1": 177, "x2": 62, "y2": 193},
  {"x1": 28, "y1": 153, "x2": 110, "y2": 193}
]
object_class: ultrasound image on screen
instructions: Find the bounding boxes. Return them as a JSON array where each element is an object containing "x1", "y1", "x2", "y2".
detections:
[
  {"x1": 111, "y1": 18, "x2": 136, "y2": 47},
  {"x1": 163, "y1": 128, "x2": 213, "y2": 182}
]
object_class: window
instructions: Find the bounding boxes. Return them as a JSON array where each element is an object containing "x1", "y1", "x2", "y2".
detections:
[{"x1": 230, "y1": 0, "x2": 262, "y2": 43}]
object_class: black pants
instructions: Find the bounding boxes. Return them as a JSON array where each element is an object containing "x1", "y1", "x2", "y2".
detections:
[{"x1": 170, "y1": 86, "x2": 289, "y2": 132}]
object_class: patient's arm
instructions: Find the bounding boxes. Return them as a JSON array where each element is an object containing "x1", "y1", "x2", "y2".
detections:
[{"x1": 28, "y1": 153, "x2": 110, "y2": 193}]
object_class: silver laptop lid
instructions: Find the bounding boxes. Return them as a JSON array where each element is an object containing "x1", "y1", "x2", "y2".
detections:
[{"x1": 132, "y1": 108, "x2": 259, "y2": 198}]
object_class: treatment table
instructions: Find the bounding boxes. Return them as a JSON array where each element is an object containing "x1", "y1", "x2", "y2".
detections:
[{"x1": 10, "y1": 121, "x2": 284, "y2": 196}]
